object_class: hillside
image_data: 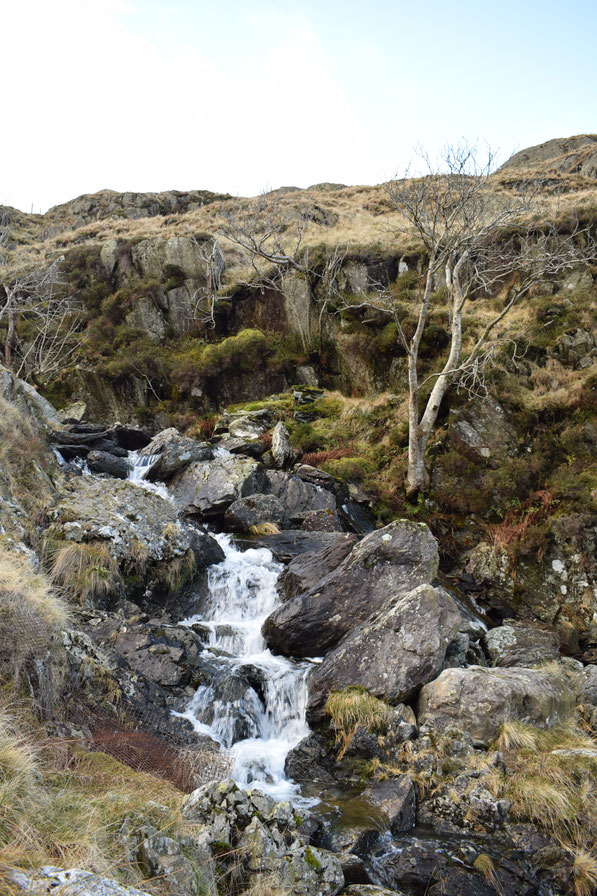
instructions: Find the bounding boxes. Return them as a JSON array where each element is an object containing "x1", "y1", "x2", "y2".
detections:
[{"x1": 0, "y1": 138, "x2": 597, "y2": 896}]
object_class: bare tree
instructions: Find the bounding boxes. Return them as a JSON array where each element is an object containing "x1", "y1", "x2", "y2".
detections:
[
  {"x1": 0, "y1": 217, "x2": 82, "y2": 383},
  {"x1": 219, "y1": 194, "x2": 346, "y2": 351},
  {"x1": 381, "y1": 144, "x2": 594, "y2": 495}
]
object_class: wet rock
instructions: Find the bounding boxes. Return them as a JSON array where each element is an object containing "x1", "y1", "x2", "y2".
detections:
[
  {"x1": 86, "y1": 450, "x2": 130, "y2": 479},
  {"x1": 278, "y1": 534, "x2": 358, "y2": 601},
  {"x1": 235, "y1": 530, "x2": 349, "y2": 563},
  {"x1": 139, "y1": 427, "x2": 212, "y2": 479},
  {"x1": 112, "y1": 423, "x2": 152, "y2": 450},
  {"x1": 264, "y1": 520, "x2": 439, "y2": 658},
  {"x1": 224, "y1": 494, "x2": 286, "y2": 533},
  {"x1": 169, "y1": 455, "x2": 266, "y2": 517},
  {"x1": 271, "y1": 421, "x2": 296, "y2": 468},
  {"x1": 361, "y1": 776, "x2": 417, "y2": 834},
  {"x1": 265, "y1": 469, "x2": 337, "y2": 524},
  {"x1": 300, "y1": 509, "x2": 345, "y2": 531},
  {"x1": 307, "y1": 584, "x2": 461, "y2": 719},
  {"x1": 284, "y1": 733, "x2": 337, "y2": 784},
  {"x1": 483, "y1": 623, "x2": 560, "y2": 667},
  {"x1": 418, "y1": 666, "x2": 575, "y2": 745}
]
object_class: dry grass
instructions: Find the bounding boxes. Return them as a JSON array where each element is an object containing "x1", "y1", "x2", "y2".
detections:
[
  {"x1": 46, "y1": 541, "x2": 120, "y2": 605},
  {"x1": 571, "y1": 847, "x2": 597, "y2": 896},
  {"x1": 0, "y1": 395, "x2": 54, "y2": 530},
  {"x1": 324, "y1": 686, "x2": 392, "y2": 759},
  {"x1": 0, "y1": 548, "x2": 69, "y2": 687},
  {"x1": 248, "y1": 522, "x2": 280, "y2": 536}
]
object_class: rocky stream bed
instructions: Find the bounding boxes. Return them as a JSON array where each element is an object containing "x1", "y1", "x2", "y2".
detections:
[{"x1": 4, "y1": 384, "x2": 596, "y2": 896}]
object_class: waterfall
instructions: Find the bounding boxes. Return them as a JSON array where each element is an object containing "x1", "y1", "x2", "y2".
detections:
[
  {"x1": 175, "y1": 533, "x2": 314, "y2": 801},
  {"x1": 126, "y1": 451, "x2": 172, "y2": 501}
]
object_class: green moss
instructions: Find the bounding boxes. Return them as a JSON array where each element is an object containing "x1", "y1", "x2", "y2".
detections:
[{"x1": 304, "y1": 846, "x2": 322, "y2": 872}]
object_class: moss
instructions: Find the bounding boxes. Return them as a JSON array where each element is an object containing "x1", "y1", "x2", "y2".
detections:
[{"x1": 304, "y1": 846, "x2": 322, "y2": 872}]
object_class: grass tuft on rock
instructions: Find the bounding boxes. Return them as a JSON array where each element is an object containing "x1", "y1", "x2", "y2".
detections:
[
  {"x1": 46, "y1": 540, "x2": 120, "y2": 605},
  {"x1": 324, "y1": 686, "x2": 392, "y2": 759}
]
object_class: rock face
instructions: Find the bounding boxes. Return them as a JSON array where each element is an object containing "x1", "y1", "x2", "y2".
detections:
[
  {"x1": 182, "y1": 779, "x2": 344, "y2": 896},
  {"x1": 483, "y1": 623, "x2": 560, "y2": 667},
  {"x1": 139, "y1": 428, "x2": 212, "y2": 479},
  {"x1": 418, "y1": 666, "x2": 575, "y2": 745},
  {"x1": 499, "y1": 134, "x2": 597, "y2": 178},
  {"x1": 307, "y1": 584, "x2": 461, "y2": 719},
  {"x1": 449, "y1": 397, "x2": 516, "y2": 464},
  {"x1": 169, "y1": 455, "x2": 266, "y2": 517},
  {"x1": 263, "y1": 520, "x2": 439, "y2": 657}
]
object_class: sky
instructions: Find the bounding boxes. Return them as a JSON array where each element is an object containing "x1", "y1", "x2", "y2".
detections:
[{"x1": 3, "y1": 0, "x2": 596, "y2": 214}]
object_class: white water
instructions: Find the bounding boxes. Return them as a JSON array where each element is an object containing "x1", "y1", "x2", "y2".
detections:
[
  {"x1": 176, "y1": 533, "x2": 314, "y2": 801},
  {"x1": 127, "y1": 450, "x2": 172, "y2": 501}
]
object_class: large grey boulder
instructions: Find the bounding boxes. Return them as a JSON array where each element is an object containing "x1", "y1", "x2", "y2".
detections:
[
  {"x1": 578, "y1": 665, "x2": 597, "y2": 705},
  {"x1": 307, "y1": 584, "x2": 461, "y2": 719},
  {"x1": 278, "y1": 534, "x2": 358, "y2": 601},
  {"x1": 263, "y1": 520, "x2": 439, "y2": 658},
  {"x1": 169, "y1": 455, "x2": 266, "y2": 517},
  {"x1": 418, "y1": 666, "x2": 575, "y2": 745},
  {"x1": 138, "y1": 427, "x2": 212, "y2": 479},
  {"x1": 483, "y1": 623, "x2": 560, "y2": 667}
]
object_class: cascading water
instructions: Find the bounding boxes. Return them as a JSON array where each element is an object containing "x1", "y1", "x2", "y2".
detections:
[
  {"x1": 127, "y1": 450, "x2": 172, "y2": 501},
  {"x1": 175, "y1": 533, "x2": 314, "y2": 801}
]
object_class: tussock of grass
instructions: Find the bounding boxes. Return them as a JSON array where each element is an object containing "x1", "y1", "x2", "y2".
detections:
[
  {"x1": 324, "y1": 686, "x2": 392, "y2": 759},
  {"x1": 248, "y1": 522, "x2": 280, "y2": 536},
  {"x1": 155, "y1": 548, "x2": 196, "y2": 594},
  {"x1": 489, "y1": 718, "x2": 597, "y2": 887},
  {"x1": 46, "y1": 541, "x2": 120, "y2": 605}
]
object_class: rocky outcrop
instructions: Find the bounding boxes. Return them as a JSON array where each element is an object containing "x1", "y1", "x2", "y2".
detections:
[
  {"x1": 46, "y1": 476, "x2": 223, "y2": 603},
  {"x1": 418, "y1": 666, "x2": 575, "y2": 745},
  {"x1": 182, "y1": 779, "x2": 344, "y2": 896},
  {"x1": 448, "y1": 397, "x2": 516, "y2": 464},
  {"x1": 263, "y1": 520, "x2": 439, "y2": 657},
  {"x1": 307, "y1": 584, "x2": 461, "y2": 719}
]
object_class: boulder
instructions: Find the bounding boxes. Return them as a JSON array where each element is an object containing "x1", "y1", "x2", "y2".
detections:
[
  {"x1": 57, "y1": 400, "x2": 88, "y2": 423},
  {"x1": 265, "y1": 469, "x2": 337, "y2": 525},
  {"x1": 307, "y1": 584, "x2": 461, "y2": 718},
  {"x1": 263, "y1": 520, "x2": 439, "y2": 658},
  {"x1": 169, "y1": 455, "x2": 266, "y2": 517},
  {"x1": 228, "y1": 416, "x2": 266, "y2": 439},
  {"x1": 47, "y1": 476, "x2": 223, "y2": 602},
  {"x1": 271, "y1": 421, "x2": 296, "y2": 468},
  {"x1": 278, "y1": 534, "x2": 358, "y2": 601},
  {"x1": 418, "y1": 666, "x2": 575, "y2": 745},
  {"x1": 86, "y1": 450, "x2": 130, "y2": 479},
  {"x1": 224, "y1": 494, "x2": 286, "y2": 533},
  {"x1": 138, "y1": 427, "x2": 212, "y2": 479},
  {"x1": 361, "y1": 776, "x2": 417, "y2": 835},
  {"x1": 483, "y1": 623, "x2": 560, "y2": 667}
]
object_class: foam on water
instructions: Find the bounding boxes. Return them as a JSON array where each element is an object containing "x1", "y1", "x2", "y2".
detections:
[{"x1": 177, "y1": 532, "x2": 314, "y2": 801}]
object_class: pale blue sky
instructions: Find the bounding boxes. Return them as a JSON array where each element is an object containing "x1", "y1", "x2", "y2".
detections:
[{"x1": 3, "y1": 0, "x2": 596, "y2": 213}]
